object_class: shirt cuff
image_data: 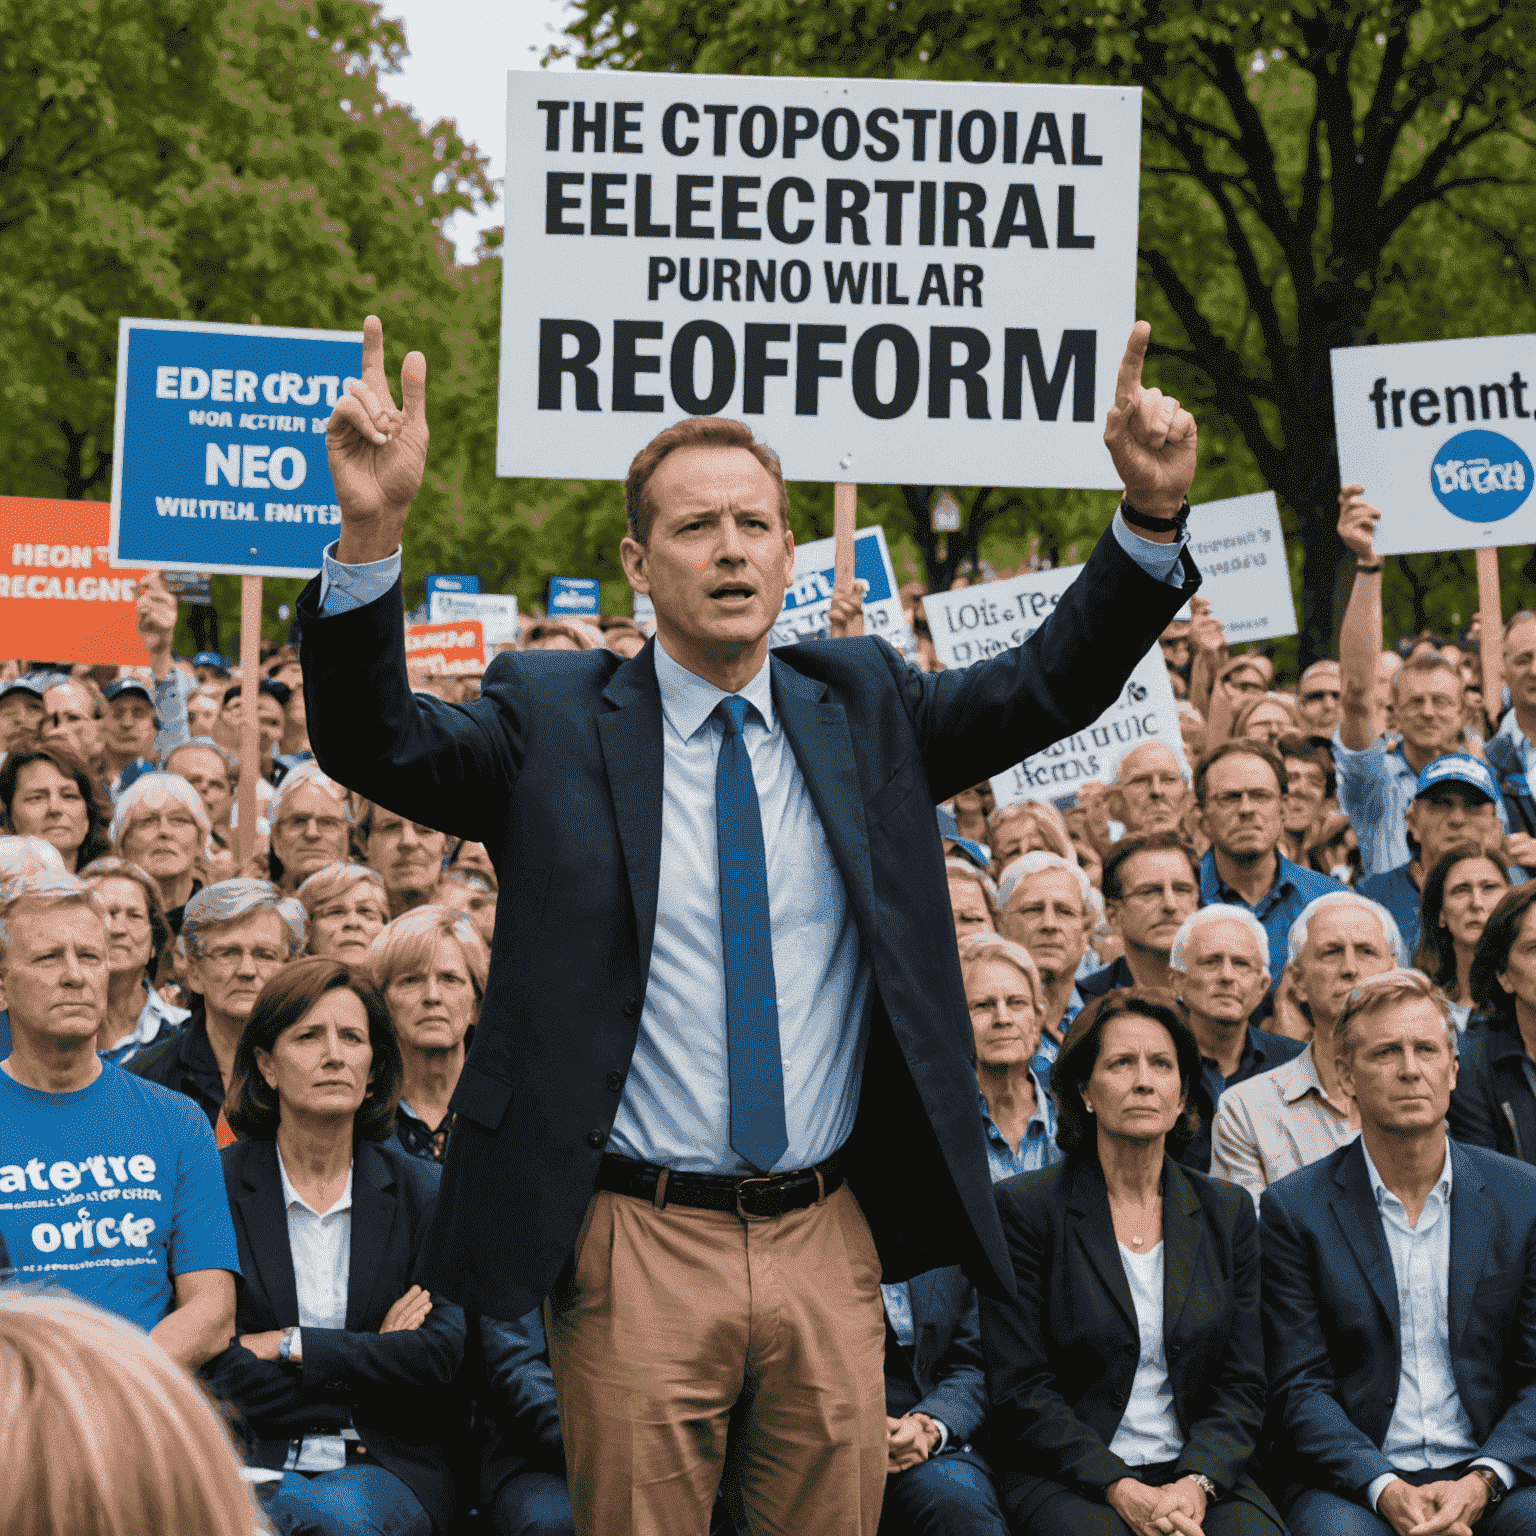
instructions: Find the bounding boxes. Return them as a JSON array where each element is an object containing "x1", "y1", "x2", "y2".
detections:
[
  {"x1": 318, "y1": 540, "x2": 401, "y2": 615},
  {"x1": 1112, "y1": 508, "x2": 1189, "y2": 588},
  {"x1": 1472, "y1": 1458, "x2": 1514, "y2": 1493},
  {"x1": 930, "y1": 1419, "x2": 950, "y2": 1454},
  {"x1": 1367, "y1": 1473, "x2": 1398, "y2": 1512}
]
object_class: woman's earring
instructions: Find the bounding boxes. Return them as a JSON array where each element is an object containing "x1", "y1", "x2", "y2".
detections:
[{"x1": 1085, "y1": 1102, "x2": 1094, "y2": 1115}]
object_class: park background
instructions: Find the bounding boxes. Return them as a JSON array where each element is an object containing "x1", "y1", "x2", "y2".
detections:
[{"x1": 5, "y1": 0, "x2": 1534, "y2": 673}]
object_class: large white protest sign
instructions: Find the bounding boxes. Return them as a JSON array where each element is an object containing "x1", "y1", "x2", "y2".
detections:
[
  {"x1": 770, "y1": 524, "x2": 907, "y2": 648},
  {"x1": 499, "y1": 72, "x2": 1141, "y2": 487},
  {"x1": 1332, "y1": 334, "x2": 1536, "y2": 555},
  {"x1": 428, "y1": 590, "x2": 520, "y2": 650},
  {"x1": 1174, "y1": 491, "x2": 1296, "y2": 640},
  {"x1": 922, "y1": 563, "x2": 1184, "y2": 805}
]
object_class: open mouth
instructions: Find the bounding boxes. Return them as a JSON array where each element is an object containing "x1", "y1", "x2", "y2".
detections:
[{"x1": 709, "y1": 584, "x2": 756, "y2": 601}]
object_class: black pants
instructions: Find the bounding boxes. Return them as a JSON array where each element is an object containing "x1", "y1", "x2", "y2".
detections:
[{"x1": 1014, "y1": 1460, "x2": 1285, "y2": 1536}]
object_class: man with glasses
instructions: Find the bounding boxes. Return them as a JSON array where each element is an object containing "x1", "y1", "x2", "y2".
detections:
[
  {"x1": 128, "y1": 880, "x2": 306, "y2": 1142},
  {"x1": 40, "y1": 677, "x2": 108, "y2": 791},
  {"x1": 1079, "y1": 832, "x2": 1201, "y2": 999},
  {"x1": 1109, "y1": 740, "x2": 1191, "y2": 839},
  {"x1": 1487, "y1": 610, "x2": 1536, "y2": 869},
  {"x1": 1194, "y1": 741, "x2": 1346, "y2": 990},
  {"x1": 0, "y1": 676, "x2": 46, "y2": 761}
]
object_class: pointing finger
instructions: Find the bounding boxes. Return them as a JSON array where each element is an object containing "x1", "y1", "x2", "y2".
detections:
[{"x1": 1115, "y1": 320, "x2": 1152, "y2": 406}]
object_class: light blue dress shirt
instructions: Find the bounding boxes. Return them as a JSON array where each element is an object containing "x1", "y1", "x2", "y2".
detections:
[
  {"x1": 978, "y1": 1068, "x2": 1061, "y2": 1183},
  {"x1": 1359, "y1": 1142, "x2": 1512, "y2": 1511},
  {"x1": 315, "y1": 513, "x2": 1188, "y2": 1173}
]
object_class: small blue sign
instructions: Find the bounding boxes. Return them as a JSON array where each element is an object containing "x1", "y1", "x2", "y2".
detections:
[
  {"x1": 110, "y1": 318, "x2": 363, "y2": 577},
  {"x1": 426, "y1": 574, "x2": 480, "y2": 599},
  {"x1": 1429, "y1": 430, "x2": 1533, "y2": 524},
  {"x1": 548, "y1": 577, "x2": 600, "y2": 616},
  {"x1": 781, "y1": 526, "x2": 895, "y2": 613}
]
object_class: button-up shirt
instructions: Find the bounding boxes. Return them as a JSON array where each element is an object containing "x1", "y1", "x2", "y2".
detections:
[
  {"x1": 277, "y1": 1148, "x2": 354, "y2": 1473},
  {"x1": 1332, "y1": 730, "x2": 1421, "y2": 878},
  {"x1": 1198, "y1": 854, "x2": 1347, "y2": 989},
  {"x1": 1360, "y1": 1142, "x2": 1513, "y2": 1510},
  {"x1": 1183, "y1": 1024, "x2": 1306, "y2": 1175},
  {"x1": 978, "y1": 1069, "x2": 1061, "y2": 1182},
  {"x1": 99, "y1": 984, "x2": 191, "y2": 1068},
  {"x1": 1210, "y1": 1043, "x2": 1358, "y2": 1209}
]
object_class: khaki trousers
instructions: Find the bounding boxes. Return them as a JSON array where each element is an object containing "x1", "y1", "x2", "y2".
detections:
[{"x1": 545, "y1": 1182, "x2": 887, "y2": 1536}]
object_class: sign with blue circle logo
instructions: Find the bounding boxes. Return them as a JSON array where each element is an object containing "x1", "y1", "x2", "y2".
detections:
[{"x1": 1429, "y1": 430, "x2": 1533, "y2": 524}]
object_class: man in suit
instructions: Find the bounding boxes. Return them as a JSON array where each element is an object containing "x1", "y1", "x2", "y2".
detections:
[
  {"x1": 299, "y1": 314, "x2": 1201, "y2": 1536},
  {"x1": 1261, "y1": 968, "x2": 1536, "y2": 1535},
  {"x1": 878, "y1": 1267, "x2": 1007, "y2": 1535}
]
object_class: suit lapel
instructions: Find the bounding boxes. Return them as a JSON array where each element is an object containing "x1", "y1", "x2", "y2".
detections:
[
  {"x1": 346, "y1": 1143, "x2": 398, "y2": 1330},
  {"x1": 1066, "y1": 1159, "x2": 1136, "y2": 1333},
  {"x1": 237, "y1": 1141, "x2": 300, "y2": 1327},
  {"x1": 770, "y1": 659, "x2": 878, "y2": 945},
  {"x1": 1161, "y1": 1159, "x2": 1205, "y2": 1343},
  {"x1": 597, "y1": 644, "x2": 666, "y2": 985},
  {"x1": 1449, "y1": 1141, "x2": 1494, "y2": 1353},
  {"x1": 1330, "y1": 1140, "x2": 1400, "y2": 1338}
]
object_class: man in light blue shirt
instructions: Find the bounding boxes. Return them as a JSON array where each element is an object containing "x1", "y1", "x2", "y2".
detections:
[{"x1": 1263, "y1": 969, "x2": 1536, "y2": 1536}]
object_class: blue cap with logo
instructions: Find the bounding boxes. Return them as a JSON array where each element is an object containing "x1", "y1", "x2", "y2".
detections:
[
  {"x1": 1413, "y1": 752, "x2": 1508, "y2": 829},
  {"x1": 192, "y1": 651, "x2": 231, "y2": 670},
  {"x1": 103, "y1": 676, "x2": 160, "y2": 724}
]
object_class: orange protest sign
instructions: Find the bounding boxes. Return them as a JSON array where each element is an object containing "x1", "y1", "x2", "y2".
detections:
[
  {"x1": 0, "y1": 497, "x2": 152, "y2": 665},
  {"x1": 404, "y1": 619, "x2": 486, "y2": 676}
]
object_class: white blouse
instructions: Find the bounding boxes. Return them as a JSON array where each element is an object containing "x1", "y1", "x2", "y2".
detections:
[{"x1": 1107, "y1": 1241, "x2": 1184, "y2": 1466}]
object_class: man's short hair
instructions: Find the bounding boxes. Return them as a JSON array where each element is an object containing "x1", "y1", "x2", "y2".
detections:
[
  {"x1": 1286, "y1": 890, "x2": 1408, "y2": 968},
  {"x1": 1167, "y1": 903, "x2": 1270, "y2": 978},
  {"x1": 623, "y1": 418, "x2": 789, "y2": 543},
  {"x1": 1100, "y1": 832, "x2": 1200, "y2": 903},
  {"x1": 180, "y1": 879, "x2": 306, "y2": 962},
  {"x1": 1334, "y1": 968, "x2": 1457, "y2": 1059},
  {"x1": 996, "y1": 850, "x2": 1093, "y2": 913},
  {"x1": 109, "y1": 771, "x2": 212, "y2": 848},
  {"x1": 1192, "y1": 739, "x2": 1288, "y2": 807},
  {"x1": 1275, "y1": 732, "x2": 1337, "y2": 800},
  {"x1": 164, "y1": 737, "x2": 238, "y2": 778},
  {"x1": 945, "y1": 857, "x2": 1000, "y2": 918},
  {"x1": 0, "y1": 872, "x2": 105, "y2": 967},
  {"x1": 1390, "y1": 651, "x2": 1462, "y2": 701},
  {"x1": 0, "y1": 835, "x2": 66, "y2": 880}
]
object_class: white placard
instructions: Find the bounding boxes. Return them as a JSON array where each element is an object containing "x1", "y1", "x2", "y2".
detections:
[
  {"x1": 770, "y1": 524, "x2": 908, "y2": 649},
  {"x1": 922, "y1": 563, "x2": 1185, "y2": 804},
  {"x1": 427, "y1": 590, "x2": 520, "y2": 649},
  {"x1": 1331, "y1": 334, "x2": 1536, "y2": 555},
  {"x1": 499, "y1": 72, "x2": 1142, "y2": 486},
  {"x1": 1173, "y1": 491, "x2": 1296, "y2": 640}
]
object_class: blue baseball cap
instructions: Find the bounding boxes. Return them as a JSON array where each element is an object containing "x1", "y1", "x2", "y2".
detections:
[
  {"x1": 1414, "y1": 753, "x2": 1509, "y2": 829},
  {"x1": 936, "y1": 804, "x2": 991, "y2": 872},
  {"x1": 192, "y1": 651, "x2": 231, "y2": 670},
  {"x1": 104, "y1": 677, "x2": 159, "y2": 716},
  {"x1": 0, "y1": 675, "x2": 48, "y2": 706}
]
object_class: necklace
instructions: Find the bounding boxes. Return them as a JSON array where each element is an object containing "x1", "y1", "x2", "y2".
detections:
[{"x1": 1131, "y1": 1234, "x2": 1143, "y2": 1246}]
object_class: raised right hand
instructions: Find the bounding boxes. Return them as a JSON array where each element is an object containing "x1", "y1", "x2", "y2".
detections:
[
  {"x1": 1188, "y1": 596, "x2": 1227, "y2": 657},
  {"x1": 327, "y1": 314, "x2": 429, "y2": 564},
  {"x1": 379, "y1": 1283, "x2": 433, "y2": 1334},
  {"x1": 1338, "y1": 484, "x2": 1382, "y2": 564}
]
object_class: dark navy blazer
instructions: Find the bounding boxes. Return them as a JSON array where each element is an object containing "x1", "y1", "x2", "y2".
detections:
[{"x1": 298, "y1": 526, "x2": 1196, "y2": 1319}]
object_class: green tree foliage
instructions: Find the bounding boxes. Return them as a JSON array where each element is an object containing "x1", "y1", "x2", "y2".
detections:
[{"x1": 554, "y1": 0, "x2": 1536, "y2": 662}]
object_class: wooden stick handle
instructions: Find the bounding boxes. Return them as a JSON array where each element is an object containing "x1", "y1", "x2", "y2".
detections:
[
  {"x1": 237, "y1": 574, "x2": 263, "y2": 867},
  {"x1": 834, "y1": 483, "x2": 857, "y2": 592},
  {"x1": 1476, "y1": 547, "x2": 1503, "y2": 724}
]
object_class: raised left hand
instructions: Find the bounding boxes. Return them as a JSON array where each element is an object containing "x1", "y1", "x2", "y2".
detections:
[
  {"x1": 828, "y1": 581, "x2": 866, "y2": 639},
  {"x1": 136, "y1": 572, "x2": 178, "y2": 675},
  {"x1": 1103, "y1": 322, "x2": 1198, "y2": 518}
]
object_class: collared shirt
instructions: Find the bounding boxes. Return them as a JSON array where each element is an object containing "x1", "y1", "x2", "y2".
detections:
[
  {"x1": 277, "y1": 1147, "x2": 354, "y2": 1474},
  {"x1": 1359, "y1": 1143, "x2": 1513, "y2": 1510},
  {"x1": 1198, "y1": 853, "x2": 1347, "y2": 989},
  {"x1": 1332, "y1": 729, "x2": 1421, "y2": 878},
  {"x1": 396, "y1": 1098, "x2": 455, "y2": 1164},
  {"x1": 978, "y1": 1069, "x2": 1061, "y2": 1183},
  {"x1": 1183, "y1": 1025, "x2": 1306, "y2": 1175},
  {"x1": 1029, "y1": 991, "x2": 1082, "y2": 1087},
  {"x1": 1357, "y1": 863, "x2": 1423, "y2": 959},
  {"x1": 99, "y1": 985, "x2": 191, "y2": 1068},
  {"x1": 1209, "y1": 1043, "x2": 1358, "y2": 1209},
  {"x1": 153, "y1": 667, "x2": 193, "y2": 762},
  {"x1": 1496, "y1": 707, "x2": 1535, "y2": 774},
  {"x1": 1109, "y1": 1239, "x2": 1184, "y2": 1467}
]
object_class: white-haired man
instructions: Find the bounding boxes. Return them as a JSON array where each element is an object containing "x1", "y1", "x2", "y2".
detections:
[
  {"x1": 1111, "y1": 739, "x2": 1191, "y2": 838},
  {"x1": 1168, "y1": 905, "x2": 1305, "y2": 1173},
  {"x1": 0, "y1": 836, "x2": 69, "y2": 1061},
  {"x1": 1211, "y1": 891, "x2": 1406, "y2": 1207},
  {"x1": 0, "y1": 872, "x2": 237, "y2": 1367},
  {"x1": 128, "y1": 879, "x2": 305, "y2": 1137},
  {"x1": 997, "y1": 851, "x2": 1094, "y2": 1083}
]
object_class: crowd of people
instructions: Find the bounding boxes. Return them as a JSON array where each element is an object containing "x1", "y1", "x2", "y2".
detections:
[{"x1": 6, "y1": 479, "x2": 1536, "y2": 1536}]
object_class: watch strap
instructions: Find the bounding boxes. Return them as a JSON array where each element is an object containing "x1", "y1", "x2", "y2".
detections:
[
  {"x1": 1185, "y1": 1473, "x2": 1218, "y2": 1499},
  {"x1": 1470, "y1": 1465, "x2": 1505, "y2": 1507},
  {"x1": 1121, "y1": 496, "x2": 1191, "y2": 534}
]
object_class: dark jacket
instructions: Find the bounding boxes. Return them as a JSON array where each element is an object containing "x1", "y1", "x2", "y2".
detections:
[
  {"x1": 1261, "y1": 1137, "x2": 1536, "y2": 1498},
  {"x1": 127, "y1": 1006, "x2": 222, "y2": 1128},
  {"x1": 298, "y1": 526, "x2": 1196, "y2": 1318},
  {"x1": 202, "y1": 1138, "x2": 466, "y2": 1535},
  {"x1": 1485, "y1": 728, "x2": 1536, "y2": 842},
  {"x1": 1077, "y1": 956, "x2": 1134, "y2": 1003},
  {"x1": 979, "y1": 1155, "x2": 1277, "y2": 1529},
  {"x1": 1448, "y1": 1024, "x2": 1536, "y2": 1166},
  {"x1": 476, "y1": 1308, "x2": 565, "y2": 1506},
  {"x1": 890, "y1": 1266, "x2": 990, "y2": 1449}
]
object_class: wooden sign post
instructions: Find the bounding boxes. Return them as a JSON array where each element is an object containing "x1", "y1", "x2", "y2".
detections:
[
  {"x1": 832, "y1": 482, "x2": 862, "y2": 637},
  {"x1": 237, "y1": 574, "x2": 262, "y2": 867},
  {"x1": 1475, "y1": 547, "x2": 1504, "y2": 720}
]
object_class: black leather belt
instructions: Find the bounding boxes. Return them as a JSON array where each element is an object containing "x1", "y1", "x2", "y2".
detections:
[{"x1": 596, "y1": 1153, "x2": 844, "y2": 1220}]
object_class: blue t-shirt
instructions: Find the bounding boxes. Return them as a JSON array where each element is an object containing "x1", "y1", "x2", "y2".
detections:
[
  {"x1": 1358, "y1": 863, "x2": 1423, "y2": 961},
  {"x1": 0, "y1": 1062, "x2": 239, "y2": 1331}
]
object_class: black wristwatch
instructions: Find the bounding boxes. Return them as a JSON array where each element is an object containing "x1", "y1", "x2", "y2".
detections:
[
  {"x1": 1120, "y1": 495, "x2": 1191, "y2": 535},
  {"x1": 1469, "y1": 1465, "x2": 1505, "y2": 1513}
]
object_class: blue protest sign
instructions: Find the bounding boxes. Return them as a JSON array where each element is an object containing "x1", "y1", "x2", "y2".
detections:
[
  {"x1": 426, "y1": 574, "x2": 480, "y2": 599},
  {"x1": 548, "y1": 577, "x2": 600, "y2": 616},
  {"x1": 110, "y1": 318, "x2": 362, "y2": 577}
]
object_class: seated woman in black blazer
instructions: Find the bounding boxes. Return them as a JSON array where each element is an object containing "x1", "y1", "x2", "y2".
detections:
[
  {"x1": 202, "y1": 956, "x2": 465, "y2": 1536},
  {"x1": 979, "y1": 988, "x2": 1284, "y2": 1536}
]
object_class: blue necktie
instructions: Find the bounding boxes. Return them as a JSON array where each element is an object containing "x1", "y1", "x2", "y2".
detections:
[{"x1": 714, "y1": 695, "x2": 788, "y2": 1173}]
